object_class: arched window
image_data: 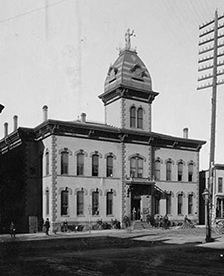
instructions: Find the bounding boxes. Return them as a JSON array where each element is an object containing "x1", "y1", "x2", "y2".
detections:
[
  {"x1": 137, "y1": 107, "x2": 143, "y2": 129},
  {"x1": 166, "y1": 161, "x2": 172, "y2": 181},
  {"x1": 177, "y1": 162, "x2": 183, "y2": 181},
  {"x1": 154, "y1": 160, "x2": 161, "y2": 180},
  {"x1": 77, "y1": 153, "x2": 84, "y2": 176},
  {"x1": 188, "y1": 163, "x2": 194, "y2": 182},
  {"x1": 92, "y1": 154, "x2": 99, "y2": 176},
  {"x1": 130, "y1": 106, "x2": 136, "y2": 128},
  {"x1": 61, "y1": 190, "x2": 68, "y2": 216},
  {"x1": 177, "y1": 194, "x2": 183, "y2": 215},
  {"x1": 92, "y1": 191, "x2": 99, "y2": 215},
  {"x1": 188, "y1": 194, "x2": 193, "y2": 214},
  {"x1": 46, "y1": 152, "x2": 49, "y2": 175},
  {"x1": 106, "y1": 192, "x2": 113, "y2": 215},
  {"x1": 77, "y1": 190, "x2": 84, "y2": 215},
  {"x1": 61, "y1": 151, "x2": 69, "y2": 175},
  {"x1": 46, "y1": 189, "x2": 49, "y2": 215},
  {"x1": 106, "y1": 156, "x2": 113, "y2": 177},
  {"x1": 130, "y1": 157, "x2": 143, "y2": 178}
]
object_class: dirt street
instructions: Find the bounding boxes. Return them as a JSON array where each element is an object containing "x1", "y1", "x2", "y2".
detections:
[{"x1": 0, "y1": 227, "x2": 224, "y2": 275}]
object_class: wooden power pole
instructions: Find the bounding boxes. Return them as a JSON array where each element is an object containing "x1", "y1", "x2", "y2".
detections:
[{"x1": 198, "y1": 10, "x2": 224, "y2": 230}]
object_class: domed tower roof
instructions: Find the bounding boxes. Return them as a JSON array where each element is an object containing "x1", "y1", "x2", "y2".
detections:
[{"x1": 99, "y1": 29, "x2": 159, "y2": 104}]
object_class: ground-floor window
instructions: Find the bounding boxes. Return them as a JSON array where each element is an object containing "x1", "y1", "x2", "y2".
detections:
[
  {"x1": 92, "y1": 191, "x2": 99, "y2": 215},
  {"x1": 177, "y1": 194, "x2": 183, "y2": 215},
  {"x1": 46, "y1": 189, "x2": 49, "y2": 216},
  {"x1": 188, "y1": 194, "x2": 193, "y2": 215},
  {"x1": 216, "y1": 198, "x2": 224, "y2": 218},
  {"x1": 61, "y1": 190, "x2": 68, "y2": 216},
  {"x1": 77, "y1": 190, "x2": 84, "y2": 215},
  {"x1": 166, "y1": 194, "x2": 171, "y2": 214},
  {"x1": 106, "y1": 192, "x2": 113, "y2": 215}
]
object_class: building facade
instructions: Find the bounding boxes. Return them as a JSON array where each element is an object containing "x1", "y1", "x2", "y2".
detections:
[
  {"x1": 199, "y1": 164, "x2": 224, "y2": 224},
  {"x1": 0, "y1": 36, "x2": 206, "y2": 233}
]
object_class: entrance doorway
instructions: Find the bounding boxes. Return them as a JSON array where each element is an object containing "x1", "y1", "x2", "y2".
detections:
[{"x1": 131, "y1": 196, "x2": 141, "y2": 220}]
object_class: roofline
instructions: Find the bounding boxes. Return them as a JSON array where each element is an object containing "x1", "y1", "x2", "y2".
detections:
[{"x1": 0, "y1": 119, "x2": 206, "y2": 151}]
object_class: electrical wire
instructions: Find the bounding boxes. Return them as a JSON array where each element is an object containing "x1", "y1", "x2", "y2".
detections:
[{"x1": 0, "y1": 0, "x2": 70, "y2": 25}]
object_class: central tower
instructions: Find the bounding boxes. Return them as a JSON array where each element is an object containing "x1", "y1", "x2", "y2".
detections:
[{"x1": 99, "y1": 29, "x2": 159, "y2": 132}]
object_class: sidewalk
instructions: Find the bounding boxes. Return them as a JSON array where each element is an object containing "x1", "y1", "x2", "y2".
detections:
[{"x1": 1, "y1": 226, "x2": 224, "y2": 249}]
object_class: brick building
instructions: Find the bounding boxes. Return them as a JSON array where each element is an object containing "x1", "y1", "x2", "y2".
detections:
[{"x1": 0, "y1": 36, "x2": 206, "y2": 233}]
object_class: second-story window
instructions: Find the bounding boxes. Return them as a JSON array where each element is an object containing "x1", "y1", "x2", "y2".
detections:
[
  {"x1": 46, "y1": 152, "x2": 49, "y2": 175},
  {"x1": 92, "y1": 154, "x2": 99, "y2": 176},
  {"x1": 130, "y1": 106, "x2": 136, "y2": 128},
  {"x1": 130, "y1": 157, "x2": 143, "y2": 178},
  {"x1": 166, "y1": 161, "x2": 172, "y2": 181},
  {"x1": 106, "y1": 156, "x2": 113, "y2": 177},
  {"x1": 77, "y1": 153, "x2": 84, "y2": 176},
  {"x1": 154, "y1": 160, "x2": 161, "y2": 180},
  {"x1": 61, "y1": 151, "x2": 69, "y2": 175},
  {"x1": 177, "y1": 162, "x2": 183, "y2": 181},
  {"x1": 188, "y1": 163, "x2": 193, "y2": 182},
  {"x1": 218, "y1": 177, "x2": 223, "y2": 193},
  {"x1": 137, "y1": 107, "x2": 143, "y2": 129}
]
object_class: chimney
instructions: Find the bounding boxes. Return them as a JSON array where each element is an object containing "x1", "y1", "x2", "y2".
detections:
[
  {"x1": 81, "y1": 113, "x2": 86, "y2": 123},
  {"x1": 4, "y1": 122, "x2": 8, "y2": 137},
  {"x1": 42, "y1": 105, "x2": 48, "y2": 122},
  {"x1": 183, "y1": 127, "x2": 188, "y2": 139},
  {"x1": 13, "y1": 115, "x2": 18, "y2": 131}
]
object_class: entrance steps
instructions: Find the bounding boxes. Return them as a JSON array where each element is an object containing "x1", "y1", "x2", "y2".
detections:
[{"x1": 133, "y1": 221, "x2": 152, "y2": 230}]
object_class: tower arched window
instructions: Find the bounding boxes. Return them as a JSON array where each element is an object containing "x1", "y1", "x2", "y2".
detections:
[
  {"x1": 130, "y1": 157, "x2": 143, "y2": 178},
  {"x1": 61, "y1": 151, "x2": 69, "y2": 175},
  {"x1": 137, "y1": 107, "x2": 143, "y2": 129},
  {"x1": 130, "y1": 106, "x2": 136, "y2": 128},
  {"x1": 77, "y1": 153, "x2": 84, "y2": 176}
]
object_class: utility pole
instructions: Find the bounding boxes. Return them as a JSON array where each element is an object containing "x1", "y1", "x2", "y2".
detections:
[{"x1": 198, "y1": 10, "x2": 224, "y2": 241}]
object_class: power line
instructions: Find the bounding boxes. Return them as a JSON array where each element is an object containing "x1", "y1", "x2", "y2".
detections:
[{"x1": 0, "y1": 0, "x2": 70, "y2": 25}]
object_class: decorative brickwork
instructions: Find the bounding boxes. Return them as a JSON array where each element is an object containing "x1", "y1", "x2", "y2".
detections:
[
  {"x1": 121, "y1": 97, "x2": 125, "y2": 128},
  {"x1": 148, "y1": 103, "x2": 151, "y2": 131},
  {"x1": 121, "y1": 142, "x2": 126, "y2": 220},
  {"x1": 148, "y1": 146, "x2": 152, "y2": 179},
  {"x1": 51, "y1": 135, "x2": 58, "y2": 225}
]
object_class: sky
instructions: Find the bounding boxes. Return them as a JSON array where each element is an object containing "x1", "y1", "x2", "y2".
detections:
[{"x1": 0, "y1": 0, "x2": 224, "y2": 170}]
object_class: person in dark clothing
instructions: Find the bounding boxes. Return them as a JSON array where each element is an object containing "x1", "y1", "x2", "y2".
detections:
[
  {"x1": 44, "y1": 218, "x2": 50, "y2": 235},
  {"x1": 10, "y1": 222, "x2": 16, "y2": 238}
]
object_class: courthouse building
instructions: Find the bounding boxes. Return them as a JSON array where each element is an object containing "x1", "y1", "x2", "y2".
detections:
[{"x1": 0, "y1": 33, "x2": 206, "y2": 233}]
